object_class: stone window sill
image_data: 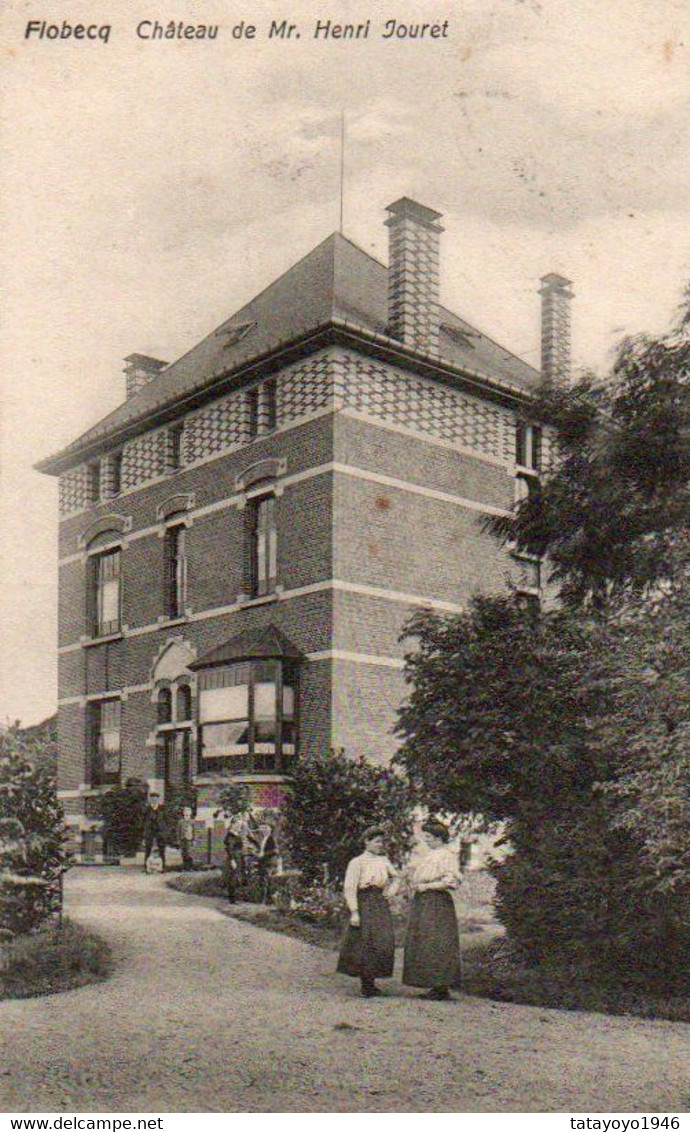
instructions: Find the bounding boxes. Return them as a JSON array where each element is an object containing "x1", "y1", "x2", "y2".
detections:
[
  {"x1": 157, "y1": 614, "x2": 189, "y2": 628},
  {"x1": 237, "y1": 591, "x2": 280, "y2": 610},
  {"x1": 82, "y1": 631, "x2": 123, "y2": 648}
]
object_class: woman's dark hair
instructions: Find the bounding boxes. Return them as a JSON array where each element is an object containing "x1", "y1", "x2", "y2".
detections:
[
  {"x1": 362, "y1": 825, "x2": 386, "y2": 844},
  {"x1": 422, "y1": 818, "x2": 450, "y2": 843}
]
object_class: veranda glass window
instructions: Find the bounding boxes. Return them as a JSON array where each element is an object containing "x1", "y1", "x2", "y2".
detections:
[{"x1": 197, "y1": 660, "x2": 297, "y2": 773}]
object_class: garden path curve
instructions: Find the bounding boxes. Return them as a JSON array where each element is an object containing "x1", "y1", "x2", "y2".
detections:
[{"x1": 1, "y1": 867, "x2": 687, "y2": 1112}]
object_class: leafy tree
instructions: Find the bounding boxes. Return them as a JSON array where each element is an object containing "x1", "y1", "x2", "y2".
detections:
[
  {"x1": 396, "y1": 586, "x2": 689, "y2": 982},
  {"x1": 490, "y1": 297, "x2": 689, "y2": 611},
  {"x1": 0, "y1": 723, "x2": 68, "y2": 935},
  {"x1": 598, "y1": 566, "x2": 689, "y2": 919},
  {"x1": 283, "y1": 748, "x2": 415, "y2": 885},
  {"x1": 396, "y1": 295, "x2": 690, "y2": 984}
]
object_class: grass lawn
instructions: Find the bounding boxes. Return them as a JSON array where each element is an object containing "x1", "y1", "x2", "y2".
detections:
[
  {"x1": 167, "y1": 868, "x2": 688, "y2": 1022},
  {"x1": 0, "y1": 918, "x2": 112, "y2": 1001}
]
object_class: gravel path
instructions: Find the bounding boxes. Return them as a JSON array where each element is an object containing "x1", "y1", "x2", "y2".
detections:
[{"x1": 1, "y1": 867, "x2": 687, "y2": 1112}]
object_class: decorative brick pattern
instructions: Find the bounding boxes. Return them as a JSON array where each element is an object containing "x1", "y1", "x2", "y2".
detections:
[
  {"x1": 336, "y1": 352, "x2": 514, "y2": 464},
  {"x1": 122, "y1": 429, "x2": 164, "y2": 489},
  {"x1": 278, "y1": 356, "x2": 334, "y2": 424},
  {"x1": 59, "y1": 465, "x2": 91, "y2": 517},
  {"x1": 59, "y1": 349, "x2": 518, "y2": 520},
  {"x1": 184, "y1": 391, "x2": 247, "y2": 464}
]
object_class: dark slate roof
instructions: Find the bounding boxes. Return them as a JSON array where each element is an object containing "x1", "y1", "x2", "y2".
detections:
[
  {"x1": 189, "y1": 625, "x2": 304, "y2": 669},
  {"x1": 39, "y1": 233, "x2": 540, "y2": 472}
]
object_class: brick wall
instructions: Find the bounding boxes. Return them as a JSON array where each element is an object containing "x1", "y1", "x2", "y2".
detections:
[
  {"x1": 57, "y1": 702, "x2": 86, "y2": 791},
  {"x1": 333, "y1": 470, "x2": 512, "y2": 607},
  {"x1": 55, "y1": 342, "x2": 537, "y2": 815},
  {"x1": 331, "y1": 658, "x2": 406, "y2": 765}
]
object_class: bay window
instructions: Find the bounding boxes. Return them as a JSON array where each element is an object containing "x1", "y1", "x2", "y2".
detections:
[{"x1": 198, "y1": 659, "x2": 297, "y2": 773}]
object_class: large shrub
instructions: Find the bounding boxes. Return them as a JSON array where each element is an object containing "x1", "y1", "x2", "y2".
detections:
[
  {"x1": 0, "y1": 724, "x2": 68, "y2": 935},
  {"x1": 98, "y1": 780, "x2": 148, "y2": 856},
  {"x1": 396, "y1": 589, "x2": 690, "y2": 984},
  {"x1": 282, "y1": 747, "x2": 415, "y2": 885}
]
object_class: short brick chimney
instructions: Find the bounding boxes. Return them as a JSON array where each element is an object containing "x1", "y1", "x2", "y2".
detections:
[
  {"x1": 386, "y1": 197, "x2": 444, "y2": 356},
  {"x1": 123, "y1": 354, "x2": 168, "y2": 399},
  {"x1": 539, "y1": 274, "x2": 573, "y2": 383}
]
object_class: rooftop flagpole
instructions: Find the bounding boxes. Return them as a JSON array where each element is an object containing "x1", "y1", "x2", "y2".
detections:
[{"x1": 339, "y1": 110, "x2": 346, "y2": 234}]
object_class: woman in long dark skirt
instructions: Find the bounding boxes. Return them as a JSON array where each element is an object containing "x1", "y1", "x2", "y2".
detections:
[
  {"x1": 337, "y1": 827, "x2": 397, "y2": 998},
  {"x1": 403, "y1": 818, "x2": 462, "y2": 1001}
]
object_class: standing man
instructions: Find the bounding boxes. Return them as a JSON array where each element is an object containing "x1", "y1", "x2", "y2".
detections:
[{"x1": 143, "y1": 791, "x2": 167, "y2": 872}]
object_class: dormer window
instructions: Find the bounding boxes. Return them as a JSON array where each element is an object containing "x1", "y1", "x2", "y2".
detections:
[{"x1": 220, "y1": 320, "x2": 256, "y2": 349}]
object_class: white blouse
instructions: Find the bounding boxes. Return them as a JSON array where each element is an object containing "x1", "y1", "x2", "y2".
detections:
[
  {"x1": 343, "y1": 852, "x2": 397, "y2": 914},
  {"x1": 410, "y1": 847, "x2": 460, "y2": 892}
]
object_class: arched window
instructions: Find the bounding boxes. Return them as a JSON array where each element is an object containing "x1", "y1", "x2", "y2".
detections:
[
  {"x1": 157, "y1": 687, "x2": 172, "y2": 725},
  {"x1": 177, "y1": 684, "x2": 192, "y2": 722}
]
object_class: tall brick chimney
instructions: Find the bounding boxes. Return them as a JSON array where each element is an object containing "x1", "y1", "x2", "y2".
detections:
[
  {"x1": 386, "y1": 197, "x2": 444, "y2": 357},
  {"x1": 123, "y1": 354, "x2": 168, "y2": 399},
  {"x1": 539, "y1": 273, "x2": 573, "y2": 383}
]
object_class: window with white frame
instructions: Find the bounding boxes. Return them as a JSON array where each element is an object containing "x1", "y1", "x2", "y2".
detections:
[
  {"x1": 516, "y1": 422, "x2": 542, "y2": 471},
  {"x1": 248, "y1": 495, "x2": 277, "y2": 598},
  {"x1": 164, "y1": 524, "x2": 187, "y2": 619},
  {"x1": 90, "y1": 547, "x2": 122, "y2": 636}
]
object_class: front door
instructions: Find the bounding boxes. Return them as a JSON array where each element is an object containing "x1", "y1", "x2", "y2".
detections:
[{"x1": 164, "y1": 730, "x2": 191, "y2": 789}]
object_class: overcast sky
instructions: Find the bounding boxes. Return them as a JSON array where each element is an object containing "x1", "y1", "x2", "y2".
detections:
[{"x1": 1, "y1": 0, "x2": 688, "y2": 724}]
